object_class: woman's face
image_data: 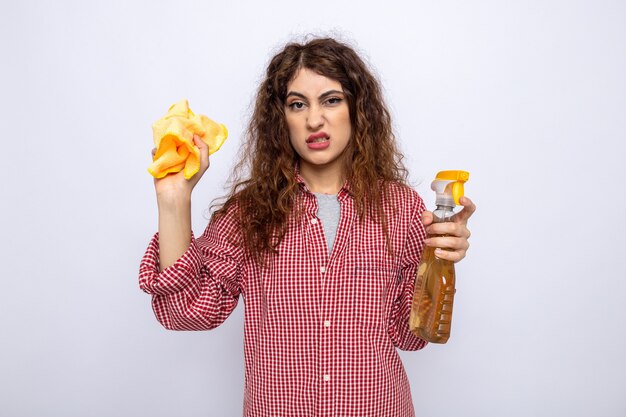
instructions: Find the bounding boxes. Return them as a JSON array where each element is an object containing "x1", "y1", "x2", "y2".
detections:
[{"x1": 284, "y1": 68, "x2": 352, "y2": 178}]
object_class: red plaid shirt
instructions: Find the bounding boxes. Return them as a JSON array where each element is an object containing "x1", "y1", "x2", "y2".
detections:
[{"x1": 139, "y1": 175, "x2": 428, "y2": 417}]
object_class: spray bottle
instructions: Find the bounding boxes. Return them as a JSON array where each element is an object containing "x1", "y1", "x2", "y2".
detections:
[{"x1": 409, "y1": 170, "x2": 470, "y2": 343}]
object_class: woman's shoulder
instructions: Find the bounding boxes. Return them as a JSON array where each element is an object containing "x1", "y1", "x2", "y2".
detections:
[
  {"x1": 206, "y1": 197, "x2": 243, "y2": 235},
  {"x1": 383, "y1": 180, "x2": 425, "y2": 210}
]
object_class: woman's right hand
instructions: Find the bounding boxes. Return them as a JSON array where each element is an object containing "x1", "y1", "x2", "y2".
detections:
[{"x1": 152, "y1": 134, "x2": 210, "y2": 201}]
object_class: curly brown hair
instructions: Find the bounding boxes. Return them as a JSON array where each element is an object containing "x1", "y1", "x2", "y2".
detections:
[{"x1": 213, "y1": 37, "x2": 408, "y2": 262}]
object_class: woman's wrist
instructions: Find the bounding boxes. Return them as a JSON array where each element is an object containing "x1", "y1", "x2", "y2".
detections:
[{"x1": 156, "y1": 189, "x2": 192, "y2": 210}]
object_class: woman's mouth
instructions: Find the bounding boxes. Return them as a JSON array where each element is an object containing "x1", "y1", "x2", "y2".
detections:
[
  {"x1": 306, "y1": 133, "x2": 330, "y2": 150},
  {"x1": 307, "y1": 132, "x2": 330, "y2": 143}
]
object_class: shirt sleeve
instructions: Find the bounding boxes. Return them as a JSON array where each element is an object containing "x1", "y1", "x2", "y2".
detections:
[
  {"x1": 138, "y1": 210, "x2": 244, "y2": 331},
  {"x1": 388, "y1": 194, "x2": 429, "y2": 351}
]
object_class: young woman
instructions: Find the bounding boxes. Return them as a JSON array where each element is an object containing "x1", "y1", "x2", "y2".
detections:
[{"x1": 139, "y1": 37, "x2": 475, "y2": 417}]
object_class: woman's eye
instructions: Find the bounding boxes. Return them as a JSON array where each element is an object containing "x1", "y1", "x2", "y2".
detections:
[
  {"x1": 289, "y1": 102, "x2": 305, "y2": 110},
  {"x1": 325, "y1": 97, "x2": 342, "y2": 105}
]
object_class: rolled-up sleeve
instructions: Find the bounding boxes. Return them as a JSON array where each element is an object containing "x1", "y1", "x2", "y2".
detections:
[
  {"x1": 138, "y1": 211, "x2": 244, "y2": 331},
  {"x1": 388, "y1": 195, "x2": 428, "y2": 351}
]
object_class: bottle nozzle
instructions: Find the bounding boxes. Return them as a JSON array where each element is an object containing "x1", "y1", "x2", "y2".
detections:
[{"x1": 431, "y1": 170, "x2": 470, "y2": 206}]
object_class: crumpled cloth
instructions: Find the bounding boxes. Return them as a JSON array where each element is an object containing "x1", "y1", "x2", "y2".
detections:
[{"x1": 148, "y1": 99, "x2": 228, "y2": 179}]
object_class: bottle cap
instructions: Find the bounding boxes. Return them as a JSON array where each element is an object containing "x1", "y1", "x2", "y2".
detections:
[{"x1": 431, "y1": 170, "x2": 470, "y2": 206}]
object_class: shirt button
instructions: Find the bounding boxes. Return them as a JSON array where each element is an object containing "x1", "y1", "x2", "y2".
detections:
[
  {"x1": 319, "y1": 266, "x2": 326, "y2": 273},
  {"x1": 323, "y1": 374, "x2": 330, "y2": 381},
  {"x1": 310, "y1": 218, "x2": 318, "y2": 225},
  {"x1": 324, "y1": 320, "x2": 331, "y2": 327}
]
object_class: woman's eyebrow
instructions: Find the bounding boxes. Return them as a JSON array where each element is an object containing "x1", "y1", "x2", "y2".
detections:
[
  {"x1": 286, "y1": 89, "x2": 344, "y2": 100},
  {"x1": 318, "y1": 90, "x2": 344, "y2": 99},
  {"x1": 285, "y1": 91, "x2": 306, "y2": 99}
]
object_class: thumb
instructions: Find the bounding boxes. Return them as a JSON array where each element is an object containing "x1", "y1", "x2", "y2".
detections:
[
  {"x1": 453, "y1": 196, "x2": 476, "y2": 224},
  {"x1": 421, "y1": 210, "x2": 434, "y2": 227}
]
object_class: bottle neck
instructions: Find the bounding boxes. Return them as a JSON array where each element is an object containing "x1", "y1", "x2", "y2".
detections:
[{"x1": 433, "y1": 204, "x2": 455, "y2": 223}]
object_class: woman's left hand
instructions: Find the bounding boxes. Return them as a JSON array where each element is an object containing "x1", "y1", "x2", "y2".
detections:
[{"x1": 421, "y1": 196, "x2": 476, "y2": 263}]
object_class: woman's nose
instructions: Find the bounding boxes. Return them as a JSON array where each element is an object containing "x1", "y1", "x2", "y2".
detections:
[{"x1": 306, "y1": 106, "x2": 324, "y2": 130}]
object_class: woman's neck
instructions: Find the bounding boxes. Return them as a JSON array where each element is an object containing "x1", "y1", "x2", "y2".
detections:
[{"x1": 299, "y1": 161, "x2": 344, "y2": 194}]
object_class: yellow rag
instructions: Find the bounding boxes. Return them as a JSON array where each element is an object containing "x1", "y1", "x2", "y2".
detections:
[{"x1": 148, "y1": 99, "x2": 228, "y2": 179}]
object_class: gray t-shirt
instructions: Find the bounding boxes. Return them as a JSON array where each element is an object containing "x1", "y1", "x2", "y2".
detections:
[{"x1": 313, "y1": 193, "x2": 341, "y2": 253}]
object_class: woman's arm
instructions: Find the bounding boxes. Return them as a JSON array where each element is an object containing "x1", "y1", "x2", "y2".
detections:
[
  {"x1": 389, "y1": 196, "x2": 429, "y2": 351},
  {"x1": 139, "y1": 134, "x2": 243, "y2": 331},
  {"x1": 389, "y1": 195, "x2": 476, "y2": 349},
  {"x1": 153, "y1": 134, "x2": 209, "y2": 270},
  {"x1": 139, "y1": 217, "x2": 244, "y2": 331},
  {"x1": 157, "y1": 192, "x2": 192, "y2": 270}
]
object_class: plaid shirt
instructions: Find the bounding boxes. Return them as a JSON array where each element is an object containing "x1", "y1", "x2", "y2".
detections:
[{"x1": 139, "y1": 175, "x2": 428, "y2": 417}]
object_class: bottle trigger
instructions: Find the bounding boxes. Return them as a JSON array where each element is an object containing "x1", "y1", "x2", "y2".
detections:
[{"x1": 452, "y1": 182, "x2": 464, "y2": 205}]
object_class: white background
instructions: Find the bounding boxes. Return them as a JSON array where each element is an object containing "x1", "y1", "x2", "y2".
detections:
[{"x1": 1, "y1": 1, "x2": 625, "y2": 416}]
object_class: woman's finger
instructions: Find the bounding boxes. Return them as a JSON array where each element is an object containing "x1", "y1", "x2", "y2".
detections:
[
  {"x1": 434, "y1": 248, "x2": 466, "y2": 263},
  {"x1": 425, "y1": 236, "x2": 470, "y2": 251},
  {"x1": 193, "y1": 134, "x2": 210, "y2": 172},
  {"x1": 421, "y1": 210, "x2": 434, "y2": 228},
  {"x1": 426, "y1": 222, "x2": 471, "y2": 239},
  {"x1": 452, "y1": 196, "x2": 476, "y2": 224}
]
